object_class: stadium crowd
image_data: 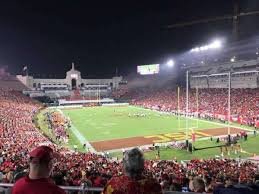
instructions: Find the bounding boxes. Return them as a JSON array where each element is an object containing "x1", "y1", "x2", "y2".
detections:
[
  {"x1": 117, "y1": 88, "x2": 259, "y2": 128},
  {"x1": 0, "y1": 89, "x2": 259, "y2": 193}
]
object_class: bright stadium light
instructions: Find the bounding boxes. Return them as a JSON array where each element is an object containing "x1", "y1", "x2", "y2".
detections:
[
  {"x1": 190, "y1": 39, "x2": 222, "y2": 52},
  {"x1": 209, "y1": 40, "x2": 222, "y2": 49},
  {"x1": 200, "y1": 46, "x2": 205, "y2": 51},
  {"x1": 191, "y1": 47, "x2": 200, "y2": 52},
  {"x1": 230, "y1": 57, "x2": 235, "y2": 62},
  {"x1": 167, "y1": 59, "x2": 174, "y2": 67}
]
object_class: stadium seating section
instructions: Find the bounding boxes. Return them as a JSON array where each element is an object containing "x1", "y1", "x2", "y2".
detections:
[
  {"x1": 115, "y1": 87, "x2": 259, "y2": 128},
  {"x1": 0, "y1": 78, "x2": 259, "y2": 193}
]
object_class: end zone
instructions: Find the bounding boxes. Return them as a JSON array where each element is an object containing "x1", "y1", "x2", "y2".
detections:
[{"x1": 90, "y1": 127, "x2": 250, "y2": 152}]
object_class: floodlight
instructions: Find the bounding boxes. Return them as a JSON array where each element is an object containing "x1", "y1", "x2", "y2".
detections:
[
  {"x1": 209, "y1": 40, "x2": 221, "y2": 49},
  {"x1": 203, "y1": 45, "x2": 209, "y2": 50},
  {"x1": 200, "y1": 46, "x2": 205, "y2": 51},
  {"x1": 167, "y1": 59, "x2": 174, "y2": 67},
  {"x1": 230, "y1": 57, "x2": 235, "y2": 62},
  {"x1": 191, "y1": 47, "x2": 200, "y2": 52},
  {"x1": 190, "y1": 39, "x2": 222, "y2": 53}
]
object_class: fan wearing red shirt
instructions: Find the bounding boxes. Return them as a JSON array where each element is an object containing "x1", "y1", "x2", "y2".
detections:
[
  {"x1": 12, "y1": 145, "x2": 66, "y2": 194},
  {"x1": 102, "y1": 148, "x2": 162, "y2": 194}
]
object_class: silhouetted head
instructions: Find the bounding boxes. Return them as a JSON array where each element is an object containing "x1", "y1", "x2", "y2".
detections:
[{"x1": 123, "y1": 148, "x2": 144, "y2": 178}]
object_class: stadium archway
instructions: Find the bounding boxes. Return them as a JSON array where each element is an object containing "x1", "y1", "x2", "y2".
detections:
[{"x1": 71, "y1": 79, "x2": 77, "y2": 90}]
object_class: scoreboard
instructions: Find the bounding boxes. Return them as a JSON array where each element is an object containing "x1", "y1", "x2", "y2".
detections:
[{"x1": 137, "y1": 64, "x2": 160, "y2": 75}]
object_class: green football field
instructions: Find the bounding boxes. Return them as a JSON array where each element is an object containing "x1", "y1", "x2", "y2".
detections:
[
  {"x1": 61, "y1": 106, "x2": 222, "y2": 143},
  {"x1": 36, "y1": 106, "x2": 257, "y2": 160}
]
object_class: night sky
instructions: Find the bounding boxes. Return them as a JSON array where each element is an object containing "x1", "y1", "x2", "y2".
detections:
[{"x1": 1, "y1": 0, "x2": 259, "y2": 78}]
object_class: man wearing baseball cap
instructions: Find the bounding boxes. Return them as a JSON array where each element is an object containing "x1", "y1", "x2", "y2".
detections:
[
  {"x1": 102, "y1": 147, "x2": 162, "y2": 194},
  {"x1": 12, "y1": 145, "x2": 66, "y2": 194}
]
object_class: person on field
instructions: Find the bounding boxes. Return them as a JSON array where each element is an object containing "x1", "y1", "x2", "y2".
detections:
[
  {"x1": 102, "y1": 147, "x2": 162, "y2": 194},
  {"x1": 12, "y1": 145, "x2": 65, "y2": 194}
]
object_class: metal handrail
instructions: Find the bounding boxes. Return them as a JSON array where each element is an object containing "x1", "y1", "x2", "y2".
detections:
[
  {"x1": 0, "y1": 183, "x2": 200, "y2": 194},
  {"x1": 0, "y1": 183, "x2": 103, "y2": 192}
]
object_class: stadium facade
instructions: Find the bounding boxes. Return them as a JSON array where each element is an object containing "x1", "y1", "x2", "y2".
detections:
[{"x1": 16, "y1": 63, "x2": 123, "y2": 98}]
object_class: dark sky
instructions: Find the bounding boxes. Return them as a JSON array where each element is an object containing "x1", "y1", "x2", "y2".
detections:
[{"x1": 1, "y1": 0, "x2": 259, "y2": 78}]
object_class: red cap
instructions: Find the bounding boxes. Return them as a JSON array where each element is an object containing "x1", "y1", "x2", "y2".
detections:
[{"x1": 29, "y1": 146, "x2": 57, "y2": 161}]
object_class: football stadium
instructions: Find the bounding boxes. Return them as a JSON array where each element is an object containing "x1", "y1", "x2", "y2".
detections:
[{"x1": 1, "y1": 1, "x2": 259, "y2": 194}]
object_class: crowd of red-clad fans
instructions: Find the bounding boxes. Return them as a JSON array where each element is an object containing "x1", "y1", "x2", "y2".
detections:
[
  {"x1": 115, "y1": 87, "x2": 259, "y2": 128},
  {"x1": 0, "y1": 88, "x2": 259, "y2": 193}
]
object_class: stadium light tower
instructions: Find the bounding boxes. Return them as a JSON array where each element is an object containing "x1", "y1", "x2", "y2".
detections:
[
  {"x1": 190, "y1": 39, "x2": 222, "y2": 52},
  {"x1": 167, "y1": 59, "x2": 175, "y2": 67}
]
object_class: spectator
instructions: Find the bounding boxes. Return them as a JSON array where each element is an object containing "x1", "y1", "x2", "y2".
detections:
[
  {"x1": 254, "y1": 174, "x2": 259, "y2": 185},
  {"x1": 192, "y1": 177, "x2": 205, "y2": 193},
  {"x1": 0, "y1": 87, "x2": 259, "y2": 193},
  {"x1": 126, "y1": 88, "x2": 258, "y2": 126},
  {"x1": 12, "y1": 146, "x2": 66, "y2": 194},
  {"x1": 102, "y1": 148, "x2": 162, "y2": 194}
]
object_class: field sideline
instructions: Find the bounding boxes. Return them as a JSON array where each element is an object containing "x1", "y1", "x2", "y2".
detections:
[{"x1": 60, "y1": 106, "x2": 250, "y2": 152}]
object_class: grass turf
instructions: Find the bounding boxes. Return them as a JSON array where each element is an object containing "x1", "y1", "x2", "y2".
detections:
[
  {"x1": 110, "y1": 135, "x2": 259, "y2": 160},
  {"x1": 61, "y1": 106, "x2": 222, "y2": 142},
  {"x1": 36, "y1": 106, "x2": 258, "y2": 160}
]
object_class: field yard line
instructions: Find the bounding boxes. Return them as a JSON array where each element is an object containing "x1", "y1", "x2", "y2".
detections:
[
  {"x1": 57, "y1": 109, "x2": 97, "y2": 153},
  {"x1": 130, "y1": 106, "x2": 253, "y2": 132}
]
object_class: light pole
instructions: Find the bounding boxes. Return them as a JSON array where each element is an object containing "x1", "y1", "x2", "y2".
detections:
[
  {"x1": 177, "y1": 86, "x2": 180, "y2": 130},
  {"x1": 196, "y1": 87, "x2": 199, "y2": 129},
  {"x1": 186, "y1": 70, "x2": 189, "y2": 150},
  {"x1": 227, "y1": 72, "x2": 231, "y2": 143},
  {"x1": 167, "y1": 60, "x2": 189, "y2": 150}
]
